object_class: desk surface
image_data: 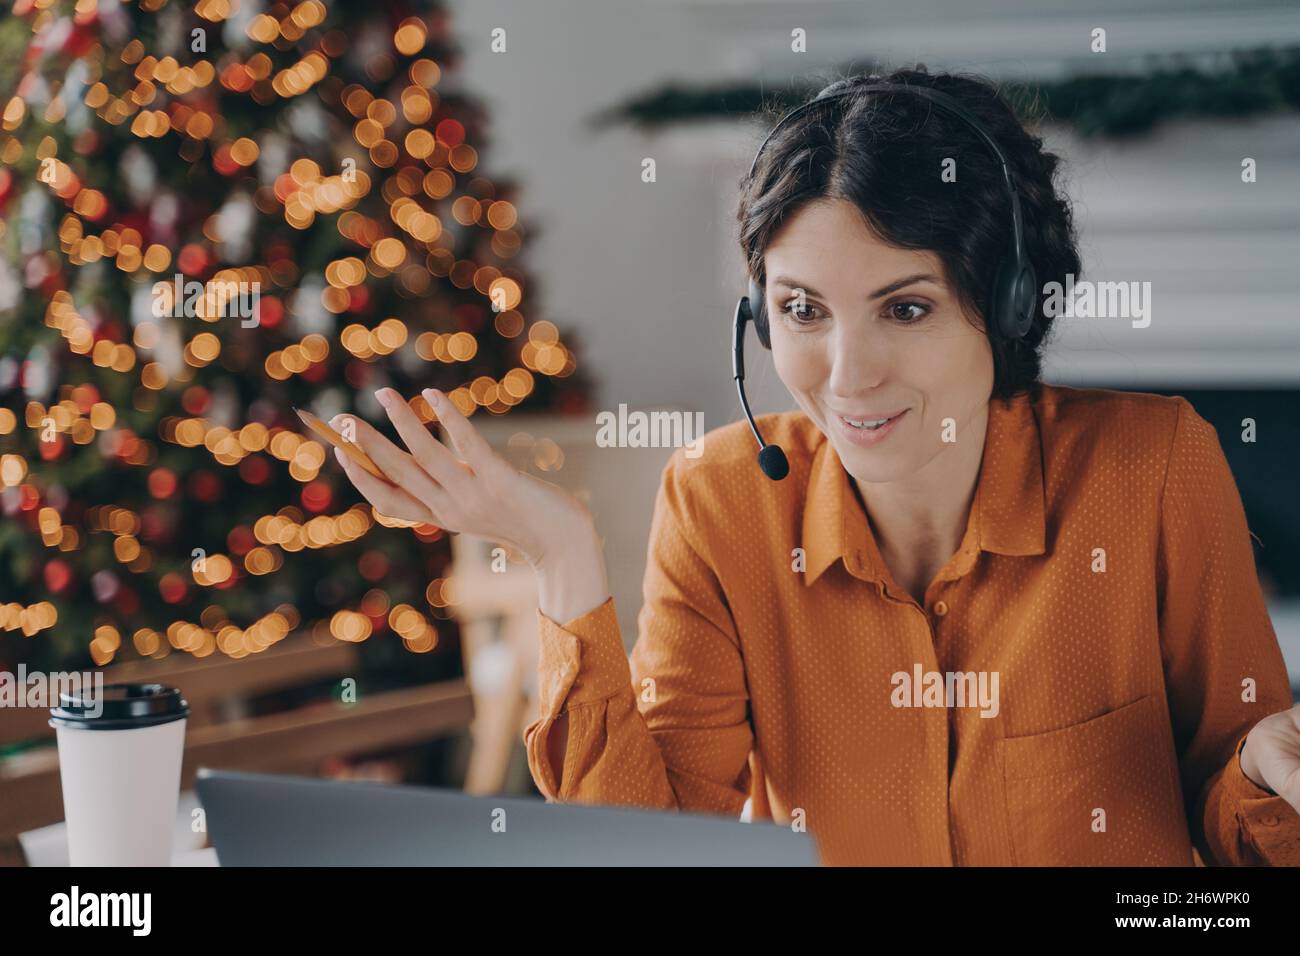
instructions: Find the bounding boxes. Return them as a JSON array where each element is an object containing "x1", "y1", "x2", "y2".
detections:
[{"x1": 19, "y1": 790, "x2": 216, "y2": 867}]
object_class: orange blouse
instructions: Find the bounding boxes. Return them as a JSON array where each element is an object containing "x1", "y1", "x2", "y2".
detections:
[{"x1": 523, "y1": 384, "x2": 1299, "y2": 865}]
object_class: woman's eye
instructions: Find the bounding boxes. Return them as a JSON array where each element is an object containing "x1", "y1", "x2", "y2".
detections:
[
  {"x1": 887, "y1": 301, "x2": 930, "y2": 323},
  {"x1": 779, "y1": 301, "x2": 822, "y2": 324}
]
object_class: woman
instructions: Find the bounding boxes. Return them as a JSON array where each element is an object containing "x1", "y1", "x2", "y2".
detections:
[{"x1": 331, "y1": 67, "x2": 1300, "y2": 866}]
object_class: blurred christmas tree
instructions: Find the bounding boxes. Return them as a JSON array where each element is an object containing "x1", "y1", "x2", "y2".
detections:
[{"x1": 0, "y1": 0, "x2": 592, "y2": 679}]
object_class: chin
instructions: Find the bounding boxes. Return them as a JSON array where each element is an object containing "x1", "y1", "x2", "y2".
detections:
[
  {"x1": 830, "y1": 437, "x2": 914, "y2": 483},
  {"x1": 842, "y1": 456, "x2": 914, "y2": 486}
]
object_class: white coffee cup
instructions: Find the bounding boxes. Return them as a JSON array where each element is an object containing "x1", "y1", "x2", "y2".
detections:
[{"x1": 50, "y1": 683, "x2": 190, "y2": 867}]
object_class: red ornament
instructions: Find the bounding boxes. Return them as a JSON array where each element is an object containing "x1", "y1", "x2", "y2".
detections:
[
  {"x1": 36, "y1": 274, "x2": 60, "y2": 296},
  {"x1": 64, "y1": 24, "x2": 96, "y2": 57},
  {"x1": 219, "y1": 63, "x2": 253, "y2": 94},
  {"x1": 147, "y1": 467, "x2": 178, "y2": 499},
  {"x1": 44, "y1": 559, "x2": 73, "y2": 594},
  {"x1": 213, "y1": 142, "x2": 240, "y2": 175},
  {"x1": 37, "y1": 435, "x2": 66, "y2": 461},
  {"x1": 188, "y1": 470, "x2": 222, "y2": 503},
  {"x1": 301, "y1": 480, "x2": 333, "y2": 513},
  {"x1": 256, "y1": 295, "x2": 283, "y2": 328},
  {"x1": 73, "y1": 125, "x2": 100, "y2": 151},
  {"x1": 435, "y1": 118, "x2": 465, "y2": 148},
  {"x1": 227, "y1": 525, "x2": 256, "y2": 555},
  {"x1": 92, "y1": 319, "x2": 123, "y2": 344},
  {"x1": 272, "y1": 173, "x2": 297, "y2": 203},
  {"x1": 141, "y1": 508, "x2": 170, "y2": 542},
  {"x1": 238, "y1": 455, "x2": 271, "y2": 485},
  {"x1": 177, "y1": 243, "x2": 210, "y2": 276},
  {"x1": 159, "y1": 572, "x2": 188, "y2": 604},
  {"x1": 111, "y1": 430, "x2": 139, "y2": 460},
  {"x1": 118, "y1": 211, "x2": 149, "y2": 239},
  {"x1": 71, "y1": 384, "x2": 101, "y2": 412},
  {"x1": 181, "y1": 386, "x2": 211, "y2": 416}
]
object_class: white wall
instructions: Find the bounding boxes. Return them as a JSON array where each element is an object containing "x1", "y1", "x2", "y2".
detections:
[{"x1": 1040, "y1": 117, "x2": 1300, "y2": 386}]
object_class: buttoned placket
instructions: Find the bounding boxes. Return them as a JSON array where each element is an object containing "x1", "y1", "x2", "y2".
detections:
[
  {"x1": 846, "y1": 547, "x2": 957, "y2": 866},
  {"x1": 861, "y1": 536, "x2": 986, "y2": 866},
  {"x1": 926, "y1": 558, "x2": 976, "y2": 622}
]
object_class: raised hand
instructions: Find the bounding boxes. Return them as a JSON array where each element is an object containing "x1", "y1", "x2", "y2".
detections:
[{"x1": 328, "y1": 387, "x2": 594, "y2": 570}]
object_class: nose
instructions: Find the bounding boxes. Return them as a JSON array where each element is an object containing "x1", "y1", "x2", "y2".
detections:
[{"x1": 827, "y1": 318, "x2": 891, "y2": 398}]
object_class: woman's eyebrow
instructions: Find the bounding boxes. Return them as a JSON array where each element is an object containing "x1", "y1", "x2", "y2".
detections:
[{"x1": 770, "y1": 272, "x2": 942, "y2": 300}]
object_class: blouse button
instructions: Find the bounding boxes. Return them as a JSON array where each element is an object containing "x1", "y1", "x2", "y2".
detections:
[
  {"x1": 933, "y1": 600, "x2": 949, "y2": 617},
  {"x1": 1257, "y1": 813, "x2": 1280, "y2": 827}
]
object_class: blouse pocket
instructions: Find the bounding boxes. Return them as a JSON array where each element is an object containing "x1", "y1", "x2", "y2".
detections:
[{"x1": 999, "y1": 694, "x2": 1193, "y2": 866}]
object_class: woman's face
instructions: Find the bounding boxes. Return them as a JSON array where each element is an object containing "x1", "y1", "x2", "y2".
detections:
[{"x1": 762, "y1": 197, "x2": 994, "y2": 485}]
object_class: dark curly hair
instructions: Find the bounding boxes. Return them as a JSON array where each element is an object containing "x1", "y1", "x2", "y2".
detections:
[{"x1": 736, "y1": 66, "x2": 1081, "y2": 400}]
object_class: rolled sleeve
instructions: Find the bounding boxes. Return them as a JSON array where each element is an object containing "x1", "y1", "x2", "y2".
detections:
[
  {"x1": 534, "y1": 595, "x2": 631, "y2": 719},
  {"x1": 1202, "y1": 733, "x2": 1300, "y2": 865}
]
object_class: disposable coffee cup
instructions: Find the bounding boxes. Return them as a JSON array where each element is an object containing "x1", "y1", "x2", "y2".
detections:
[{"x1": 50, "y1": 683, "x2": 189, "y2": 867}]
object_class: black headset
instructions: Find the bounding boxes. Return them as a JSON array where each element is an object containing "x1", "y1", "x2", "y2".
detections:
[{"x1": 733, "y1": 79, "x2": 1038, "y2": 481}]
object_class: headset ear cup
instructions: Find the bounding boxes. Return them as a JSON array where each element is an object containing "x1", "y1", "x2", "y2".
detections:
[
  {"x1": 991, "y1": 254, "x2": 1038, "y2": 341},
  {"x1": 989, "y1": 255, "x2": 1017, "y2": 340},
  {"x1": 748, "y1": 278, "x2": 771, "y2": 349},
  {"x1": 1013, "y1": 263, "x2": 1038, "y2": 339}
]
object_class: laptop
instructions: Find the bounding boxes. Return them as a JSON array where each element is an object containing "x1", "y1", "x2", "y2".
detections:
[{"x1": 195, "y1": 768, "x2": 820, "y2": 866}]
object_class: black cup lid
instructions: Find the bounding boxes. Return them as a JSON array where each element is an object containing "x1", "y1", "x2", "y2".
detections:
[{"x1": 49, "y1": 682, "x2": 189, "y2": 730}]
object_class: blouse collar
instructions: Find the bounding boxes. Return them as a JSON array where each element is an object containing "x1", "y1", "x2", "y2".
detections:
[{"x1": 800, "y1": 390, "x2": 1047, "y2": 589}]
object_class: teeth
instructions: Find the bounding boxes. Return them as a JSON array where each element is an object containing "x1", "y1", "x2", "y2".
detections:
[{"x1": 844, "y1": 415, "x2": 891, "y2": 429}]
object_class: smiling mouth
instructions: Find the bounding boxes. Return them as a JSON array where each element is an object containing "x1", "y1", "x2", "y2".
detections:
[{"x1": 838, "y1": 411, "x2": 905, "y2": 431}]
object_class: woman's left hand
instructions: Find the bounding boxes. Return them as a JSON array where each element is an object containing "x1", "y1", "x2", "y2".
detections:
[{"x1": 1240, "y1": 705, "x2": 1300, "y2": 812}]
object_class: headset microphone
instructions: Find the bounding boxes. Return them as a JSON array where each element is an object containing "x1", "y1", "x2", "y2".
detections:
[
  {"x1": 734, "y1": 293, "x2": 790, "y2": 481},
  {"x1": 734, "y1": 79, "x2": 1037, "y2": 481}
]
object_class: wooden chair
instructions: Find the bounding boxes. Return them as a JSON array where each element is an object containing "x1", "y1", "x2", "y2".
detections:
[{"x1": 449, "y1": 530, "x2": 541, "y2": 795}]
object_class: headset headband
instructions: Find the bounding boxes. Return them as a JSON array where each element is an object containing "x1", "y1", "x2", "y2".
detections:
[{"x1": 745, "y1": 81, "x2": 1026, "y2": 259}]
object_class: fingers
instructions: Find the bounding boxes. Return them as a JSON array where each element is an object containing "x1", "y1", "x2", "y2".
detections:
[
  {"x1": 374, "y1": 388, "x2": 471, "y2": 496},
  {"x1": 332, "y1": 445, "x2": 436, "y2": 524},
  {"x1": 327, "y1": 389, "x2": 500, "y2": 537},
  {"x1": 422, "y1": 388, "x2": 497, "y2": 472},
  {"x1": 329, "y1": 411, "x2": 447, "y2": 513}
]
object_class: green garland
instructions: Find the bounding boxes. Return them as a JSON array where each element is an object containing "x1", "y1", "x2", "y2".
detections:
[{"x1": 591, "y1": 46, "x2": 1300, "y2": 138}]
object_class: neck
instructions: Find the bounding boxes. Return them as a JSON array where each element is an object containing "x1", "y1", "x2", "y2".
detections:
[{"x1": 853, "y1": 403, "x2": 989, "y2": 594}]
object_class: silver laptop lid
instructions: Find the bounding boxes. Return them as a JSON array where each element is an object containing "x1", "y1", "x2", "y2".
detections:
[{"x1": 196, "y1": 768, "x2": 820, "y2": 866}]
